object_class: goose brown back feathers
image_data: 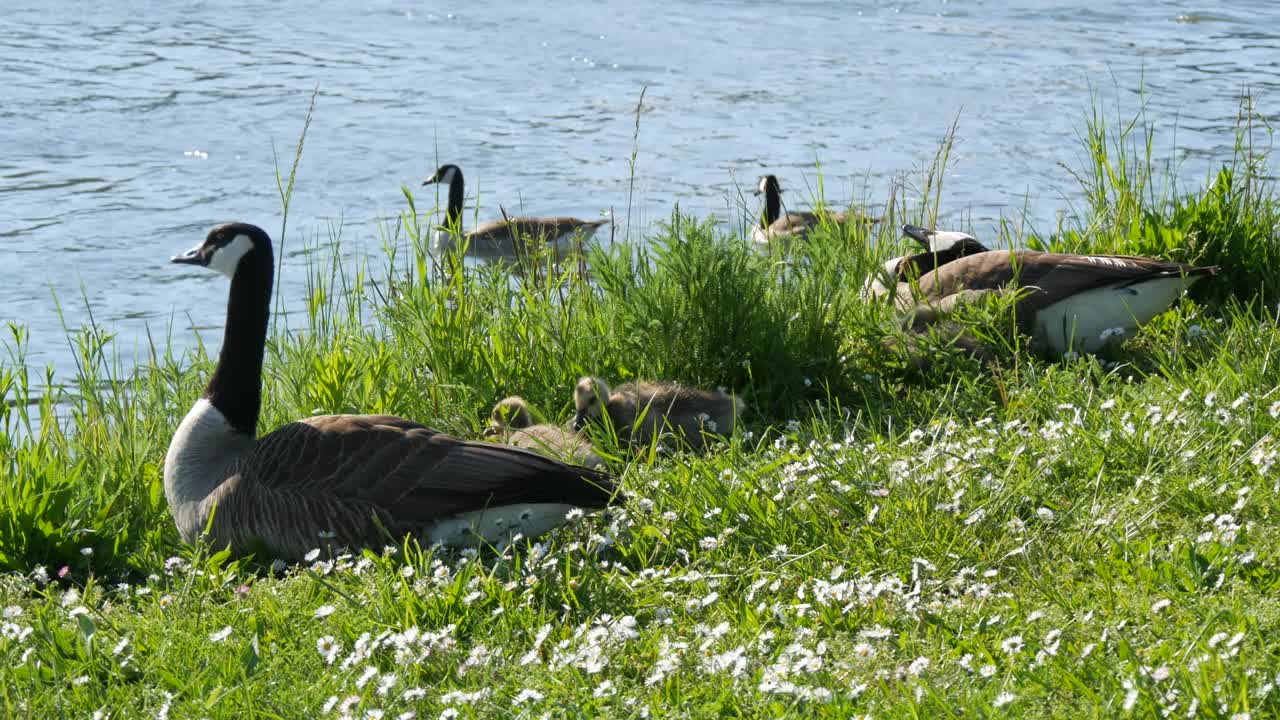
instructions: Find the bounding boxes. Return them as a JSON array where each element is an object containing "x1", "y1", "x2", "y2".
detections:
[
  {"x1": 900, "y1": 250, "x2": 1218, "y2": 317},
  {"x1": 200, "y1": 414, "x2": 617, "y2": 560}
]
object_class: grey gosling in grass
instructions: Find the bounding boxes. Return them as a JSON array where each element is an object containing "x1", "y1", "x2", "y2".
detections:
[
  {"x1": 485, "y1": 396, "x2": 604, "y2": 469},
  {"x1": 572, "y1": 377, "x2": 744, "y2": 450},
  {"x1": 889, "y1": 225, "x2": 1218, "y2": 355},
  {"x1": 164, "y1": 223, "x2": 618, "y2": 561},
  {"x1": 751, "y1": 174, "x2": 875, "y2": 247},
  {"x1": 422, "y1": 164, "x2": 609, "y2": 262}
]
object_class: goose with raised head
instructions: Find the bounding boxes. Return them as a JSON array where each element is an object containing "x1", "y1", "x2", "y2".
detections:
[
  {"x1": 751, "y1": 174, "x2": 874, "y2": 247},
  {"x1": 485, "y1": 396, "x2": 604, "y2": 469},
  {"x1": 572, "y1": 377, "x2": 744, "y2": 450},
  {"x1": 894, "y1": 242, "x2": 1218, "y2": 355},
  {"x1": 422, "y1": 164, "x2": 609, "y2": 262},
  {"x1": 164, "y1": 223, "x2": 618, "y2": 561},
  {"x1": 861, "y1": 224, "x2": 989, "y2": 300}
]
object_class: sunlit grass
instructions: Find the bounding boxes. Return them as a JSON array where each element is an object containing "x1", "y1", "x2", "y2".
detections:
[{"x1": 2, "y1": 93, "x2": 1279, "y2": 718}]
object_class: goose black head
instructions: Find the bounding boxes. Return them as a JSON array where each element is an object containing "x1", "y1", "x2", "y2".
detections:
[
  {"x1": 571, "y1": 376, "x2": 610, "y2": 431},
  {"x1": 753, "y1": 174, "x2": 782, "y2": 197},
  {"x1": 901, "y1": 224, "x2": 989, "y2": 256},
  {"x1": 171, "y1": 222, "x2": 272, "y2": 278},
  {"x1": 422, "y1": 164, "x2": 462, "y2": 188}
]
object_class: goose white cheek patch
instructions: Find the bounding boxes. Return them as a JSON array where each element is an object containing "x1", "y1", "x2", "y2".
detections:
[
  {"x1": 207, "y1": 234, "x2": 253, "y2": 278},
  {"x1": 929, "y1": 231, "x2": 977, "y2": 252}
]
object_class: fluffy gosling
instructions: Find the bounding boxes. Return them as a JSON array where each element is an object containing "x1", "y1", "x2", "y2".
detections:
[
  {"x1": 486, "y1": 396, "x2": 603, "y2": 469},
  {"x1": 572, "y1": 377, "x2": 744, "y2": 450}
]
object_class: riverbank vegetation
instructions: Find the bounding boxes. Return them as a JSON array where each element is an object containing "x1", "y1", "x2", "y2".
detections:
[{"x1": 2, "y1": 96, "x2": 1278, "y2": 718}]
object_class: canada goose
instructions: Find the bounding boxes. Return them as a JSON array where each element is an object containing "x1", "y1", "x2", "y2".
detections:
[
  {"x1": 572, "y1": 377, "x2": 744, "y2": 450},
  {"x1": 422, "y1": 164, "x2": 609, "y2": 262},
  {"x1": 751, "y1": 174, "x2": 875, "y2": 247},
  {"x1": 901, "y1": 224, "x2": 991, "y2": 256},
  {"x1": 165, "y1": 223, "x2": 618, "y2": 560},
  {"x1": 862, "y1": 224, "x2": 989, "y2": 300},
  {"x1": 485, "y1": 396, "x2": 604, "y2": 469},
  {"x1": 895, "y1": 246, "x2": 1218, "y2": 355}
]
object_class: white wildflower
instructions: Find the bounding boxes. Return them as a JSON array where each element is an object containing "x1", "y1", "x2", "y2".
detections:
[
  {"x1": 208, "y1": 626, "x2": 232, "y2": 643},
  {"x1": 317, "y1": 636, "x2": 341, "y2": 664},
  {"x1": 1001, "y1": 635, "x2": 1024, "y2": 654},
  {"x1": 314, "y1": 604, "x2": 336, "y2": 619}
]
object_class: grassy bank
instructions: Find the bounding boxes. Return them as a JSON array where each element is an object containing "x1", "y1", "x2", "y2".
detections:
[{"x1": 2, "y1": 98, "x2": 1279, "y2": 718}]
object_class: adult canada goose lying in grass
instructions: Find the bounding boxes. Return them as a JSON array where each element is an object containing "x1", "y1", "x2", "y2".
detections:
[
  {"x1": 165, "y1": 222, "x2": 618, "y2": 561},
  {"x1": 422, "y1": 164, "x2": 609, "y2": 262},
  {"x1": 894, "y1": 243, "x2": 1218, "y2": 355},
  {"x1": 485, "y1": 396, "x2": 604, "y2": 469},
  {"x1": 862, "y1": 224, "x2": 989, "y2": 300},
  {"x1": 572, "y1": 377, "x2": 744, "y2": 450},
  {"x1": 901, "y1": 224, "x2": 991, "y2": 256},
  {"x1": 751, "y1": 174, "x2": 875, "y2": 247}
]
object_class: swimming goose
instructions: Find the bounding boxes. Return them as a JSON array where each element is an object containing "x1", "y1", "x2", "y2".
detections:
[
  {"x1": 164, "y1": 223, "x2": 618, "y2": 560},
  {"x1": 422, "y1": 164, "x2": 609, "y2": 262},
  {"x1": 485, "y1": 396, "x2": 604, "y2": 469},
  {"x1": 751, "y1": 174, "x2": 874, "y2": 247},
  {"x1": 861, "y1": 224, "x2": 989, "y2": 300},
  {"x1": 571, "y1": 377, "x2": 744, "y2": 450},
  {"x1": 895, "y1": 246, "x2": 1218, "y2": 355}
]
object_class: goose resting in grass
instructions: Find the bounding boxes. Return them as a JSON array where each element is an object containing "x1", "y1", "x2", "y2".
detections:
[
  {"x1": 572, "y1": 377, "x2": 744, "y2": 450},
  {"x1": 485, "y1": 396, "x2": 604, "y2": 469},
  {"x1": 751, "y1": 174, "x2": 876, "y2": 247},
  {"x1": 422, "y1": 164, "x2": 609, "y2": 262},
  {"x1": 888, "y1": 226, "x2": 1218, "y2": 355},
  {"x1": 862, "y1": 224, "x2": 990, "y2": 300},
  {"x1": 164, "y1": 222, "x2": 618, "y2": 560}
]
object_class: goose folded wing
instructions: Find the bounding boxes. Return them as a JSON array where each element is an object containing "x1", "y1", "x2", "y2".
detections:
[
  {"x1": 1010, "y1": 253, "x2": 1210, "y2": 311},
  {"x1": 239, "y1": 415, "x2": 618, "y2": 522}
]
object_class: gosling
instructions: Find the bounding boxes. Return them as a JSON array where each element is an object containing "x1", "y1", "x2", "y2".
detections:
[
  {"x1": 486, "y1": 396, "x2": 604, "y2": 469},
  {"x1": 572, "y1": 377, "x2": 744, "y2": 450}
]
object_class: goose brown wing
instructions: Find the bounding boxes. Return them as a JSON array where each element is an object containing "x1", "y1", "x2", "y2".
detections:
[
  {"x1": 1005, "y1": 252, "x2": 1216, "y2": 312},
  {"x1": 238, "y1": 414, "x2": 618, "y2": 519},
  {"x1": 915, "y1": 251, "x2": 1214, "y2": 310},
  {"x1": 468, "y1": 217, "x2": 603, "y2": 244}
]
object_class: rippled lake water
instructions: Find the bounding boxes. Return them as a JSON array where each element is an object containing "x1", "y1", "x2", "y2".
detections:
[{"x1": 2, "y1": 0, "x2": 1277, "y2": 380}]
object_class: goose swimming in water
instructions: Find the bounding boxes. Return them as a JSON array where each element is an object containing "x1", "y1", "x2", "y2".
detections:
[
  {"x1": 422, "y1": 164, "x2": 609, "y2": 262},
  {"x1": 751, "y1": 174, "x2": 875, "y2": 247},
  {"x1": 888, "y1": 227, "x2": 1218, "y2": 355},
  {"x1": 164, "y1": 222, "x2": 618, "y2": 560}
]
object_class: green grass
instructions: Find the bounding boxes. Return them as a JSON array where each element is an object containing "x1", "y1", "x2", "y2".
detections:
[{"x1": 2, "y1": 94, "x2": 1280, "y2": 718}]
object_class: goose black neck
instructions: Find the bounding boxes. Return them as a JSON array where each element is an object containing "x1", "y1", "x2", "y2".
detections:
[
  {"x1": 204, "y1": 246, "x2": 273, "y2": 436},
  {"x1": 897, "y1": 244, "x2": 971, "y2": 281},
  {"x1": 763, "y1": 184, "x2": 781, "y2": 227},
  {"x1": 445, "y1": 170, "x2": 465, "y2": 230}
]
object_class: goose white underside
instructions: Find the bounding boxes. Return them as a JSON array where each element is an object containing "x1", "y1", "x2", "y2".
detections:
[
  {"x1": 164, "y1": 398, "x2": 252, "y2": 542},
  {"x1": 425, "y1": 503, "x2": 579, "y2": 547},
  {"x1": 1034, "y1": 276, "x2": 1199, "y2": 354},
  {"x1": 860, "y1": 256, "x2": 907, "y2": 300}
]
